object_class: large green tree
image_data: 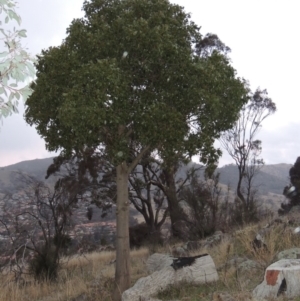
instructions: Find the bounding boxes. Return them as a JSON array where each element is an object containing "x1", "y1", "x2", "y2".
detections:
[{"x1": 25, "y1": 0, "x2": 247, "y2": 299}]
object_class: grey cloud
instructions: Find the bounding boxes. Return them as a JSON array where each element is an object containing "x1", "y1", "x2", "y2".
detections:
[
  {"x1": 1, "y1": 0, "x2": 300, "y2": 168},
  {"x1": 259, "y1": 123, "x2": 300, "y2": 165},
  {"x1": 18, "y1": 0, "x2": 84, "y2": 55}
]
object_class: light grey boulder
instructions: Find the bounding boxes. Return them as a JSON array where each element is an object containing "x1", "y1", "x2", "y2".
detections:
[
  {"x1": 276, "y1": 247, "x2": 300, "y2": 260},
  {"x1": 183, "y1": 240, "x2": 202, "y2": 251},
  {"x1": 217, "y1": 256, "x2": 248, "y2": 271},
  {"x1": 172, "y1": 246, "x2": 188, "y2": 257},
  {"x1": 203, "y1": 231, "x2": 225, "y2": 248},
  {"x1": 139, "y1": 297, "x2": 162, "y2": 301},
  {"x1": 253, "y1": 259, "x2": 300, "y2": 298},
  {"x1": 146, "y1": 253, "x2": 174, "y2": 273},
  {"x1": 237, "y1": 259, "x2": 261, "y2": 273},
  {"x1": 140, "y1": 297, "x2": 179, "y2": 301},
  {"x1": 123, "y1": 254, "x2": 218, "y2": 301}
]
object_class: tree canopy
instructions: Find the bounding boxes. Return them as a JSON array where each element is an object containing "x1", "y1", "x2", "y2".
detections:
[
  {"x1": 25, "y1": 0, "x2": 249, "y2": 299},
  {"x1": 26, "y1": 0, "x2": 247, "y2": 162}
]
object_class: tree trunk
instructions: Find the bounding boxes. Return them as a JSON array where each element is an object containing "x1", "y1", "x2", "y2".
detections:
[
  {"x1": 163, "y1": 167, "x2": 189, "y2": 240},
  {"x1": 113, "y1": 163, "x2": 131, "y2": 301},
  {"x1": 236, "y1": 166, "x2": 245, "y2": 204}
]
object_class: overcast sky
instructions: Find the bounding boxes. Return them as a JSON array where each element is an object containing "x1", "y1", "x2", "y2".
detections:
[{"x1": 0, "y1": 0, "x2": 299, "y2": 168}]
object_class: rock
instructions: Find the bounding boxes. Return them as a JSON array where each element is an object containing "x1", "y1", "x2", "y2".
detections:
[
  {"x1": 276, "y1": 247, "x2": 300, "y2": 260},
  {"x1": 139, "y1": 297, "x2": 162, "y2": 301},
  {"x1": 122, "y1": 254, "x2": 218, "y2": 301},
  {"x1": 183, "y1": 240, "x2": 202, "y2": 251},
  {"x1": 237, "y1": 259, "x2": 261, "y2": 274},
  {"x1": 146, "y1": 253, "x2": 174, "y2": 273},
  {"x1": 171, "y1": 254, "x2": 208, "y2": 270},
  {"x1": 214, "y1": 230, "x2": 224, "y2": 236},
  {"x1": 203, "y1": 231, "x2": 225, "y2": 248},
  {"x1": 139, "y1": 297, "x2": 180, "y2": 301},
  {"x1": 253, "y1": 259, "x2": 300, "y2": 298},
  {"x1": 172, "y1": 246, "x2": 188, "y2": 257},
  {"x1": 288, "y1": 204, "x2": 300, "y2": 215},
  {"x1": 206, "y1": 232, "x2": 222, "y2": 244}
]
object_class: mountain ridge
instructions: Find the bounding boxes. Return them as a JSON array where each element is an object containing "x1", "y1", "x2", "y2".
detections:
[{"x1": 0, "y1": 157, "x2": 292, "y2": 196}]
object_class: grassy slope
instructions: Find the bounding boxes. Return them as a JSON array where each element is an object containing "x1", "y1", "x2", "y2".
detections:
[{"x1": 2, "y1": 217, "x2": 300, "y2": 301}]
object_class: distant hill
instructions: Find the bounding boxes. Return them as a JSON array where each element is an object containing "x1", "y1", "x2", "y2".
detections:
[
  {"x1": 216, "y1": 163, "x2": 292, "y2": 195},
  {"x1": 0, "y1": 157, "x2": 139, "y2": 228},
  {"x1": 0, "y1": 157, "x2": 55, "y2": 193},
  {"x1": 0, "y1": 157, "x2": 292, "y2": 197}
]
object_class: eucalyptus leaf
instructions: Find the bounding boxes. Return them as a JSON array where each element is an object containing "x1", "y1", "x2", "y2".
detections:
[
  {"x1": 0, "y1": 51, "x2": 9, "y2": 58},
  {"x1": 0, "y1": 0, "x2": 35, "y2": 124},
  {"x1": 17, "y1": 29, "x2": 26, "y2": 38}
]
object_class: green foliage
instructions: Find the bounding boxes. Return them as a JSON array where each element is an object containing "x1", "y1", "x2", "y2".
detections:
[
  {"x1": 25, "y1": 0, "x2": 248, "y2": 165},
  {"x1": 179, "y1": 171, "x2": 222, "y2": 238},
  {"x1": 24, "y1": 3, "x2": 249, "y2": 295},
  {"x1": 0, "y1": 0, "x2": 35, "y2": 123}
]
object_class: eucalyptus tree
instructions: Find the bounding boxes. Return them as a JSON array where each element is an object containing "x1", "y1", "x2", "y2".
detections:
[
  {"x1": 220, "y1": 88, "x2": 276, "y2": 223},
  {"x1": 0, "y1": 0, "x2": 35, "y2": 123},
  {"x1": 146, "y1": 32, "x2": 249, "y2": 239},
  {"x1": 25, "y1": 0, "x2": 248, "y2": 298}
]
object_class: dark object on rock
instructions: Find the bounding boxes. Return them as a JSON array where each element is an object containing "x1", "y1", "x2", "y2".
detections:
[
  {"x1": 171, "y1": 254, "x2": 208, "y2": 271},
  {"x1": 277, "y1": 278, "x2": 287, "y2": 297},
  {"x1": 251, "y1": 237, "x2": 268, "y2": 252}
]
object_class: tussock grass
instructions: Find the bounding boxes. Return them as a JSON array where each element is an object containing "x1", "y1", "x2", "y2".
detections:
[
  {"x1": 0, "y1": 247, "x2": 149, "y2": 301},
  {"x1": 1, "y1": 219, "x2": 300, "y2": 301},
  {"x1": 157, "y1": 220, "x2": 300, "y2": 301}
]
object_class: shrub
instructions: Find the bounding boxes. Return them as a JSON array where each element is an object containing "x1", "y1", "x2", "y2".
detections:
[{"x1": 28, "y1": 244, "x2": 59, "y2": 281}]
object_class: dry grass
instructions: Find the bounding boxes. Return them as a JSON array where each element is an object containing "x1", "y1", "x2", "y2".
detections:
[
  {"x1": 1, "y1": 219, "x2": 300, "y2": 301},
  {"x1": 0, "y1": 248, "x2": 149, "y2": 301},
  {"x1": 158, "y1": 220, "x2": 300, "y2": 301}
]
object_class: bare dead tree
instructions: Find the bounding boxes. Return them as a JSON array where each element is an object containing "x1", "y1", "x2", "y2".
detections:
[
  {"x1": 0, "y1": 172, "x2": 77, "y2": 281},
  {"x1": 45, "y1": 146, "x2": 117, "y2": 218},
  {"x1": 129, "y1": 157, "x2": 168, "y2": 234},
  {"x1": 46, "y1": 145, "x2": 208, "y2": 242},
  {"x1": 178, "y1": 169, "x2": 226, "y2": 239},
  {"x1": 220, "y1": 88, "x2": 276, "y2": 224}
]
